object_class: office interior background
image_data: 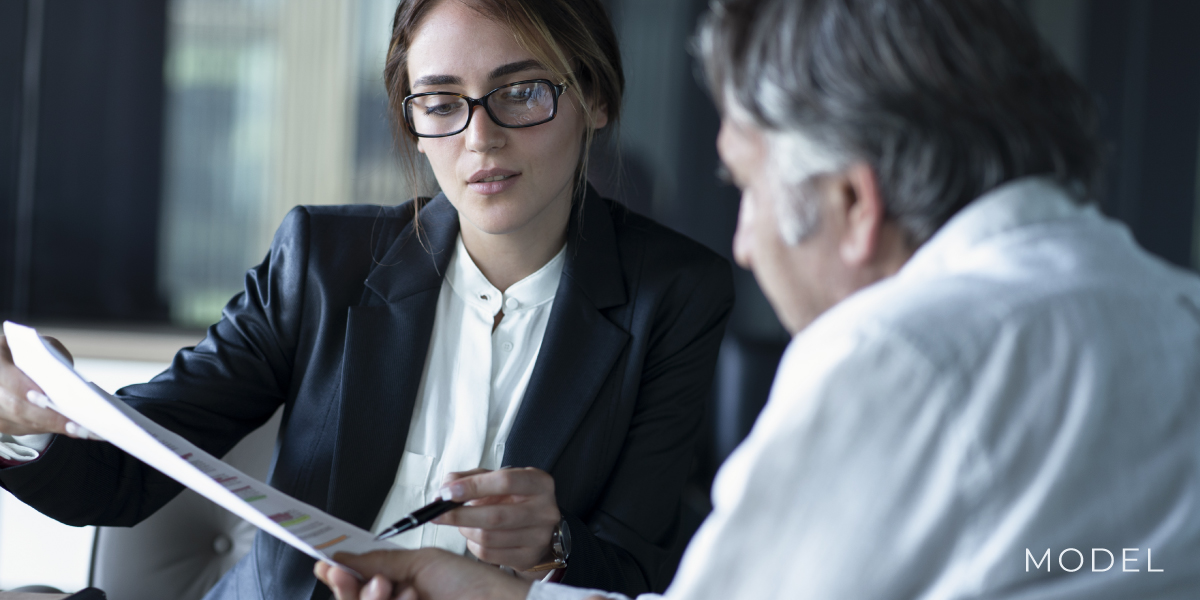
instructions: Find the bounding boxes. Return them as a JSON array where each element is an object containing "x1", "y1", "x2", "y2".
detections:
[{"x1": 0, "y1": 0, "x2": 1198, "y2": 594}]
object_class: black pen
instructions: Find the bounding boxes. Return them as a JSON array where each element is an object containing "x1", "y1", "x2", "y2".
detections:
[{"x1": 374, "y1": 498, "x2": 464, "y2": 541}]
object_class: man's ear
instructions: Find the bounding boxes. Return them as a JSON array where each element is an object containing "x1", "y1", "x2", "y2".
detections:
[{"x1": 838, "y1": 163, "x2": 885, "y2": 266}]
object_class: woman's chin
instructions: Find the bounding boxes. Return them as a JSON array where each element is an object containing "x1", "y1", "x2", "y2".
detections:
[
  {"x1": 459, "y1": 211, "x2": 536, "y2": 238},
  {"x1": 452, "y1": 188, "x2": 571, "y2": 240}
]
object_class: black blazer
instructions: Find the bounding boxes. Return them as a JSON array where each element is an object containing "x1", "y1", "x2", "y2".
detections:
[{"x1": 0, "y1": 188, "x2": 733, "y2": 599}]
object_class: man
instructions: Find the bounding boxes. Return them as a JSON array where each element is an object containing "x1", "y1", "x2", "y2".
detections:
[{"x1": 319, "y1": 0, "x2": 1200, "y2": 597}]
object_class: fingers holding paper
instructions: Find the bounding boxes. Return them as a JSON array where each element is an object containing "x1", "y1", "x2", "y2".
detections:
[
  {"x1": 314, "y1": 548, "x2": 532, "y2": 600},
  {"x1": 435, "y1": 467, "x2": 561, "y2": 571},
  {"x1": 316, "y1": 561, "x2": 405, "y2": 600},
  {"x1": 0, "y1": 334, "x2": 98, "y2": 440}
]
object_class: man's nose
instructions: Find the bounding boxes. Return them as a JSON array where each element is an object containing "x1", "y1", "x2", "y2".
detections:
[{"x1": 464, "y1": 105, "x2": 505, "y2": 153}]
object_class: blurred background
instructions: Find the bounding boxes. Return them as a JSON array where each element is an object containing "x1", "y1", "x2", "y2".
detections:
[{"x1": 0, "y1": 0, "x2": 1198, "y2": 594}]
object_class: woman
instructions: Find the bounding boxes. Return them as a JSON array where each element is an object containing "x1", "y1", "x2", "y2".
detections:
[{"x1": 0, "y1": 0, "x2": 732, "y2": 598}]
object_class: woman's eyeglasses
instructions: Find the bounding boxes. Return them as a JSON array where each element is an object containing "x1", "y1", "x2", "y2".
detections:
[{"x1": 403, "y1": 79, "x2": 569, "y2": 138}]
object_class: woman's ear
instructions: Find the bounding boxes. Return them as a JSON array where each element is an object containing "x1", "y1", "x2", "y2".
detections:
[
  {"x1": 416, "y1": 139, "x2": 426, "y2": 154},
  {"x1": 590, "y1": 102, "x2": 609, "y2": 130}
]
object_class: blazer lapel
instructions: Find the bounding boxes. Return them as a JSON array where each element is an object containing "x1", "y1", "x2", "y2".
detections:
[
  {"x1": 504, "y1": 187, "x2": 631, "y2": 471},
  {"x1": 327, "y1": 195, "x2": 459, "y2": 529}
]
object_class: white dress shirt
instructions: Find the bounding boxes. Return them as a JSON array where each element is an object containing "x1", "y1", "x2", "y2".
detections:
[
  {"x1": 370, "y1": 234, "x2": 565, "y2": 554},
  {"x1": 530, "y1": 177, "x2": 1200, "y2": 600}
]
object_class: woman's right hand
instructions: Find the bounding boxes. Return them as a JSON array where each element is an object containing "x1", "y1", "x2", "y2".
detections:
[{"x1": 0, "y1": 335, "x2": 92, "y2": 439}]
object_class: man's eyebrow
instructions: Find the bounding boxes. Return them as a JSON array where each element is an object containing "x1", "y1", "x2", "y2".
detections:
[{"x1": 488, "y1": 59, "x2": 545, "y2": 81}]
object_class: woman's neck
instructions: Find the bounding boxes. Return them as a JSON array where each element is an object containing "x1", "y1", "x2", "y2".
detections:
[{"x1": 458, "y1": 201, "x2": 571, "y2": 292}]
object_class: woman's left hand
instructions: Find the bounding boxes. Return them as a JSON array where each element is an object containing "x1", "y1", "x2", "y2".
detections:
[{"x1": 432, "y1": 467, "x2": 561, "y2": 572}]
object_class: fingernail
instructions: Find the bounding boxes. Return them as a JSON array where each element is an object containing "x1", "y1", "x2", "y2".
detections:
[
  {"x1": 65, "y1": 422, "x2": 80, "y2": 437},
  {"x1": 365, "y1": 576, "x2": 384, "y2": 596},
  {"x1": 441, "y1": 484, "x2": 463, "y2": 501},
  {"x1": 26, "y1": 390, "x2": 50, "y2": 408}
]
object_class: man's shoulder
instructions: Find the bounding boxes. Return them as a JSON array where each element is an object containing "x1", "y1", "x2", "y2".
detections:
[
  {"x1": 810, "y1": 238, "x2": 1200, "y2": 376},
  {"x1": 802, "y1": 273, "x2": 1005, "y2": 373}
]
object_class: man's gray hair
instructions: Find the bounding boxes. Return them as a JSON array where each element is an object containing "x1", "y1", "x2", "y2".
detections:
[{"x1": 696, "y1": 0, "x2": 1101, "y2": 245}]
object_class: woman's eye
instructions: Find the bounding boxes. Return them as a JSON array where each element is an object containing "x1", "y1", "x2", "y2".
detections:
[
  {"x1": 502, "y1": 87, "x2": 535, "y2": 102},
  {"x1": 424, "y1": 101, "x2": 461, "y2": 116}
]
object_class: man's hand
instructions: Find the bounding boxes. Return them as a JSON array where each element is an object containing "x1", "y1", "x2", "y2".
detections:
[
  {"x1": 314, "y1": 547, "x2": 532, "y2": 600},
  {"x1": 433, "y1": 467, "x2": 561, "y2": 572},
  {"x1": 0, "y1": 335, "x2": 96, "y2": 440}
]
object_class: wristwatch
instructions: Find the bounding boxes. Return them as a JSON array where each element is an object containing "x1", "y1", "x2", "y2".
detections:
[{"x1": 527, "y1": 516, "x2": 571, "y2": 572}]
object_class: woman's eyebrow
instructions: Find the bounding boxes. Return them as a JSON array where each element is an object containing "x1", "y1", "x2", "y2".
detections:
[
  {"x1": 412, "y1": 74, "x2": 461, "y2": 88},
  {"x1": 411, "y1": 60, "x2": 545, "y2": 89},
  {"x1": 488, "y1": 59, "x2": 545, "y2": 81}
]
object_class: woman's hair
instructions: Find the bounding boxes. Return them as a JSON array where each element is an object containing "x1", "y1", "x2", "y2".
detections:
[
  {"x1": 384, "y1": 0, "x2": 624, "y2": 203},
  {"x1": 695, "y1": 0, "x2": 1102, "y2": 245}
]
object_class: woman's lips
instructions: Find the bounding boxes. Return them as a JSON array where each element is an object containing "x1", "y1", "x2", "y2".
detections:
[{"x1": 467, "y1": 173, "x2": 521, "y2": 195}]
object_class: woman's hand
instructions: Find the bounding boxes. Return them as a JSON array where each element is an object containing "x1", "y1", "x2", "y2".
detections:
[
  {"x1": 433, "y1": 467, "x2": 561, "y2": 572},
  {"x1": 0, "y1": 335, "x2": 96, "y2": 440},
  {"x1": 314, "y1": 548, "x2": 532, "y2": 600}
]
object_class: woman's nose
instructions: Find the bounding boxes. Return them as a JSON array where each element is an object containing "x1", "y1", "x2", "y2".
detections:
[{"x1": 463, "y1": 105, "x2": 505, "y2": 153}]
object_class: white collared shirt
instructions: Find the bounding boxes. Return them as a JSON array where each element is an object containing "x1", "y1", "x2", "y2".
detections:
[
  {"x1": 531, "y1": 177, "x2": 1200, "y2": 600},
  {"x1": 370, "y1": 234, "x2": 565, "y2": 554}
]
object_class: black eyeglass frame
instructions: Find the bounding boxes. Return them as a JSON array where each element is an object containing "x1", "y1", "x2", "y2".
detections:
[{"x1": 403, "y1": 79, "x2": 569, "y2": 138}]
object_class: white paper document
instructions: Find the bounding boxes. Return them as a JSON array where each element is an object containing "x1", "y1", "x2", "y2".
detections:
[{"x1": 3, "y1": 321, "x2": 394, "y2": 573}]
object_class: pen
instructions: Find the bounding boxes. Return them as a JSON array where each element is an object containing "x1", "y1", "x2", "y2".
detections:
[{"x1": 374, "y1": 498, "x2": 464, "y2": 541}]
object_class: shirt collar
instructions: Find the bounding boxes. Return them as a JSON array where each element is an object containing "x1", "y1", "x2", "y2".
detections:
[
  {"x1": 899, "y1": 177, "x2": 1095, "y2": 280},
  {"x1": 445, "y1": 234, "x2": 566, "y2": 314}
]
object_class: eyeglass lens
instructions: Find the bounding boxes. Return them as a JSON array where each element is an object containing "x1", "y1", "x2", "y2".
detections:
[{"x1": 408, "y1": 81, "x2": 556, "y2": 136}]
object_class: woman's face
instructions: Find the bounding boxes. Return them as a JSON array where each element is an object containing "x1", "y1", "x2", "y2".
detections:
[{"x1": 406, "y1": 1, "x2": 604, "y2": 241}]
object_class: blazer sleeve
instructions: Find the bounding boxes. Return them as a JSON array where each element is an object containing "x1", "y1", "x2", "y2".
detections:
[
  {"x1": 0, "y1": 207, "x2": 313, "y2": 526},
  {"x1": 563, "y1": 254, "x2": 735, "y2": 594}
]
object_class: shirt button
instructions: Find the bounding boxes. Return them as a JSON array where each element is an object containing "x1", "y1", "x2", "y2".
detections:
[
  {"x1": 505, "y1": 297, "x2": 519, "y2": 310},
  {"x1": 502, "y1": 341, "x2": 514, "y2": 352}
]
